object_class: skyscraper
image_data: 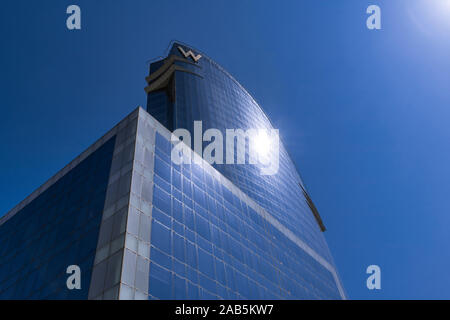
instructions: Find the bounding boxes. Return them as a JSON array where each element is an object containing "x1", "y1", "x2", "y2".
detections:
[{"x1": 0, "y1": 42, "x2": 345, "y2": 300}]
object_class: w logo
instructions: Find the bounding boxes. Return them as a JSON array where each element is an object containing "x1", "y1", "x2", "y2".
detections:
[{"x1": 178, "y1": 46, "x2": 202, "y2": 63}]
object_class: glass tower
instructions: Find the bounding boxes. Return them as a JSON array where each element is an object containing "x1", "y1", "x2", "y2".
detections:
[
  {"x1": 0, "y1": 42, "x2": 345, "y2": 300},
  {"x1": 145, "y1": 42, "x2": 345, "y2": 299}
]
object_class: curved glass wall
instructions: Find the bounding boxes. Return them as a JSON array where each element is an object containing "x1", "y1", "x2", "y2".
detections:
[{"x1": 145, "y1": 43, "x2": 344, "y2": 299}]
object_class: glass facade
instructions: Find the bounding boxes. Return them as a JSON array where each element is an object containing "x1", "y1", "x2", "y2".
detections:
[
  {"x1": 146, "y1": 43, "x2": 334, "y2": 263},
  {"x1": 0, "y1": 136, "x2": 116, "y2": 299},
  {"x1": 147, "y1": 132, "x2": 341, "y2": 299},
  {"x1": 144, "y1": 42, "x2": 345, "y2": 299}
]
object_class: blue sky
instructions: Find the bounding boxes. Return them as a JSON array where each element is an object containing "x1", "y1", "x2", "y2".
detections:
[{"x1": 1, "y1": 0, "x2": 450, "y2": 299}]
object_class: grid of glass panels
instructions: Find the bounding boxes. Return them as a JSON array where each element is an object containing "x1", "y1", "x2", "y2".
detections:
[
  {"x1": 0, "y1": 136, "x2": 116, "y2": 299},
  {"x1": 147, "y1": 132, "x2": 340, "y2": 299},
  {"x1": 146, "y1": 43, "x2": 335, "y2": 267}
]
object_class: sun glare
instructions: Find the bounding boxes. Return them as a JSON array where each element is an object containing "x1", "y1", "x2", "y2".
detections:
[{"x1": 253, "y1": 130, "x2": 271, "y2": 158}]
